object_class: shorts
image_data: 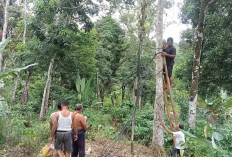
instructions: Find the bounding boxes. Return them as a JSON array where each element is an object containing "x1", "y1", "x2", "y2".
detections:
[
  {"x1": 55, "y1": 131, "x2": 73, "y2": 153},
  {"x1": 163, "y1": 65, "x2": 173, "y2": 77}
]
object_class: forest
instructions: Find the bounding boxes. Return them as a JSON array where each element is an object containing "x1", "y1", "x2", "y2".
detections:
[{"x1": 0, "y1": 0, "x2": 232, "y2": 156}]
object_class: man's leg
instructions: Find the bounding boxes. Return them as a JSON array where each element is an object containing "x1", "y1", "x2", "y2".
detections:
[
  {"x1": 170, "y1": 148, "x2": 178, "y2": 156},
  {"x1": 72, "y1": 138, "x2": 78, "y2": 157},
  {"x1": 77, "y1": 130, "x2": 85, "y2": 157},
  {"x1": 54, "y1": 133, "x2": 64, "y2": 157},
  {"x1": 65, "y1": 152, "x2": 71, "y2": 157},
  {"x1": 64, "y1": 132, "x2": 73, "y2": 157},
  {"x1": 167, "y1": 65, "x2": 173, "y2": 91},
  {"x1": 56, "y1": 150, "x2": 64, "y2": 157}
]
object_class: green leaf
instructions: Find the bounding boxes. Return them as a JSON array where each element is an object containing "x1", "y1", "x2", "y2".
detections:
[
  {"x1": 213, "y1": 132, "x2": 223, "y2": 141},
  {"x1": 0, "y1": 63, "x2": 38, "y2": 79},
  {"x1": 0, "y1": 38, "x2": 11, "y2": 54}
]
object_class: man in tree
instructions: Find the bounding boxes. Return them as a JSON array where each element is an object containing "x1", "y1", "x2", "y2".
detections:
[
  {"x1": 162, "y1": 37, "x2": 176, "y2": 90},
  {"x1": 161, "y1": 121, "x2": 185, "y2": 157},
  {"x1": 50, "y1": 100, "x2": 73, "y2": 157},
  {"x1": 72, "y1": 104, "x2": 91, "y2": 157}
]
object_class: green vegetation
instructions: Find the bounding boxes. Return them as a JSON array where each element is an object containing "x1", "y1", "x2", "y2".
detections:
[{"x1": 0, "y1": 0, "x2": 232, "y2": 156}]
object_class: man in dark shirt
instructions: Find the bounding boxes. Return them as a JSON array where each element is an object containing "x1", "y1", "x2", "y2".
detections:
[{"x1": 162, "y1": 37, "x2": 176, "y2": 89}]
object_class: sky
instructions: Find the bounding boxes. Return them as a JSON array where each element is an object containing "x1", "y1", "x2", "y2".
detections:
[
  {"x1": 91, "y1": 0, "x2": 191, "y2": 43},
  {"x1": 163, "y1": 0, "x2": 191, "y2": 43}
]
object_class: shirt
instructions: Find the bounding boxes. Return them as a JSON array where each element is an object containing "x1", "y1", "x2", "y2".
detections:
[
  {"x1": 173, "y1": 131, "x2": 185, "y2": 150},
  {"x1": 164, "y1": 45, "x2": 176, "y2": 66},
  {"x1": 50, "y1": 112, "x2": 56, "y2": 125}
]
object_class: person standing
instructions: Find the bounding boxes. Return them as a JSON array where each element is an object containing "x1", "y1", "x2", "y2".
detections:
[
  {"x1": 161, "y1": 121, "x2": 185, "y2": 156},
  {"x1": 49, "y1": 102, "x2": 62, "y2": 157},
  {"x1": 50, "y1": 100, "x2": 73, "y2": 157},
  {"x1": 50, "y1": 102, "x2": 62, "y2": 130},
  {"x1": 72, "y1": 104, "x2": 90, "y2": 157},
  {"x1": 162, "y1": 37, "x2": 176, "y2": 90}
]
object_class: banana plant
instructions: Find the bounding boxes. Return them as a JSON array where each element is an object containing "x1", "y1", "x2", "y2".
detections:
[
  {"x1": 75, "y1": 74, "x2": 94, "y2": 106},
  {"x1": 0, "y1": 39, "x2": 38, "y2": 79}
]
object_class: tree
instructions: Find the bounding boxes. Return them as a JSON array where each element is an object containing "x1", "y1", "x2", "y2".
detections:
[
  {"x1": 188, "y1": 0, "x2": 206, "y2": 128},
  {"x1": 0, "y1": 0, "x2": 10, "y2": 72},
  {"x1": 188, "y1": 0, "x2": 217, "y2": 128},
  {"x1": 153, "y1": 0, "x2": 164, "y2": 149},
  {"x1": 95, "y1": 16, "x2": 126, "y2": 104},
  {"x1": 131, "y1": 0, "x2": 147, "y2": 153}
]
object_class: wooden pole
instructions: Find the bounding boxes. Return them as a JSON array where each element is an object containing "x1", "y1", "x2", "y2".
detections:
[{"x1": 163, "y1": 57, "x2": 178, "y2": 125}]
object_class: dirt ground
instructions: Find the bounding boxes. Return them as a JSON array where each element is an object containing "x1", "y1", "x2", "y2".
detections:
[
  {"x1": 1, "y1": 137, "x2": 157, "y2": 157},
  {"x1": 85, "y1": 137, "x2": 155, "y2": 157}
]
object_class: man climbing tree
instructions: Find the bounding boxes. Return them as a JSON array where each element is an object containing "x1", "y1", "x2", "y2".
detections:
[
  {"x1": 162, "y1": 37, "x2": 176, "y2": 90},
  {"x1": 161, "y1": 121, "x2": 185, "y2": 157}
]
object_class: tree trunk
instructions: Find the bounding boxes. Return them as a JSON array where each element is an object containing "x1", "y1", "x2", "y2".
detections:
[
  {"x1": 131, "y1": 0, "x2": 146, "y2": 154},
  {"x1": 39, "y1": 57, "x2": 55, "y2": 121},
  {"x1": 20, "y1": 71, "x2": 32, "y2": 105},
  {"x1": 153, "y1": 0, "x2": 164, "y2": 148},
  {"x1": 188, "y1": 0, "x2": 206, "y2": 129},
  {"x1": 121, "y1": 84, "x2": 125, "y2": 103},
  {"x1": 0, "y1": 0, "x2": 10, "y2": 72},
  {"x1": 23, "y1": 0, "x2": 27, "y2": 44},
  {"x1": 99, "y1": 84, "x2": 104, "y2": 107},
  {"x1": 11, "y1": 72, "x2": 20, "y2": 105}
]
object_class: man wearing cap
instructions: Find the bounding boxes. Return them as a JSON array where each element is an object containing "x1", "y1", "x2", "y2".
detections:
[
  {"x1": 162, "y1": 37, "x2": 176, "y2": 90},
  {"x1": 50, "y1": 100, "x2": 74, "y2": 157},
  {"x1": 72, "y1": 104, "x2": 91, "y2": 157},
  {"x1": 161, "y1": 121, "x2": 185, "y2": 156}
]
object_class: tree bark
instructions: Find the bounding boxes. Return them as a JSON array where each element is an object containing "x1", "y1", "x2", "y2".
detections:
[
  {"x1": 121, "y1": 84, "x2": 125, "y2": 103},
  {"x1": 0, "y1": 0, "x2": 10, "y2": 72},
  {"x1": 131, "y1": 0, "x2": 146, "y2": 154},
  {"x1": 39, "y1": 57, "x2": 55, "y2": 121},
  {"x1": 188, "y1": 0, "x2": 206, "y2": 129},
  {"x1": 153, "y1": 0, "x2": 164, "y2": 148},
  {"x1": 11, "y1": 72, "x2": 20, "y2": 105},
  {"x1": 20, "y1": 71, "x2": 32, "y2": 105},
  {"x1": 23, "y1": 0, "x2": 27, "y2": 44}
]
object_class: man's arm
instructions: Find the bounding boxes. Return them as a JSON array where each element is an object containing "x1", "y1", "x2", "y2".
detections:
[
  {"x1": 73, "y1": 115, "x2": 78, "y2": 141},
  {"x1": 80, "y1": 115, "x2": 90, "y2": 131},
  {"x1": 161, "y1": 52, "x2": 176, "y2": 58},
  {"x1": 161, "y1": 121, "x2": 173, "y2": 135}
]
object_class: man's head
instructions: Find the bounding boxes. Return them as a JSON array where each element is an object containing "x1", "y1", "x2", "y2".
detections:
[
  {"x1": 57, "y1": 102, "x2": 62, "y2": 111},
  {"x1": 179, "y1": 124, "x2": 184, "y2": 130},
  {"x1": 167, "y1": 37, "x2": 174, "y2": 46},
  {"x1": 75, "y1": 104, "x2": 83, "y2": 112},
  {"x1": 61, "y1": 100, "x2": 69, "y2": 109},
  {"x1": 175, "y1": 124, "x2": 184, "y2": 131}
]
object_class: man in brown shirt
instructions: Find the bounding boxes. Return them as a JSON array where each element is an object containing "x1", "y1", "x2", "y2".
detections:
[{"x1": 72, "y1": 104, "x2": 90, "y2": 157}]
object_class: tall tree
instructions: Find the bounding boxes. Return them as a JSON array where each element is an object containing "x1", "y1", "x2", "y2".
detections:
[
  {"x1": 188, "y1": 0, "x2": 216, "y2": 128},
  {"x1": 95, "y1": 16, "x2": 126, "y2": 104},
  {"x1": 39, "y1": 57, "x2": 55, "y2": 121},
  {"x1": 153, "y1": 0, "x2": 164, "y2": 149},
  {"x1": 0, "y1": 0, "x2": 10, "y2": 71},
  {"x1": 188, "y1": 0, "x2": 206, "y2": 128},
  {"x1": 131, "y1": 0, "x2": 147, "y2": 153}
]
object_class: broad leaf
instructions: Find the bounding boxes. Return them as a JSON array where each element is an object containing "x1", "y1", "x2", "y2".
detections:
[
  {"x1": 0, "y1": 38, "x2": 11, "y2": 54},
  {"x1": 0, "y1": 63, "x2": 38, "y2": 79}
]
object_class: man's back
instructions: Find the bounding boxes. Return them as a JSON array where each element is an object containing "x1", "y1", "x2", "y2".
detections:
[
  {"x1": 73, "y1": 113, "x2": 87, "y2": 130},
  {"x1": 173, "y1": 131, "x2": 185, "y2": 150}
]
